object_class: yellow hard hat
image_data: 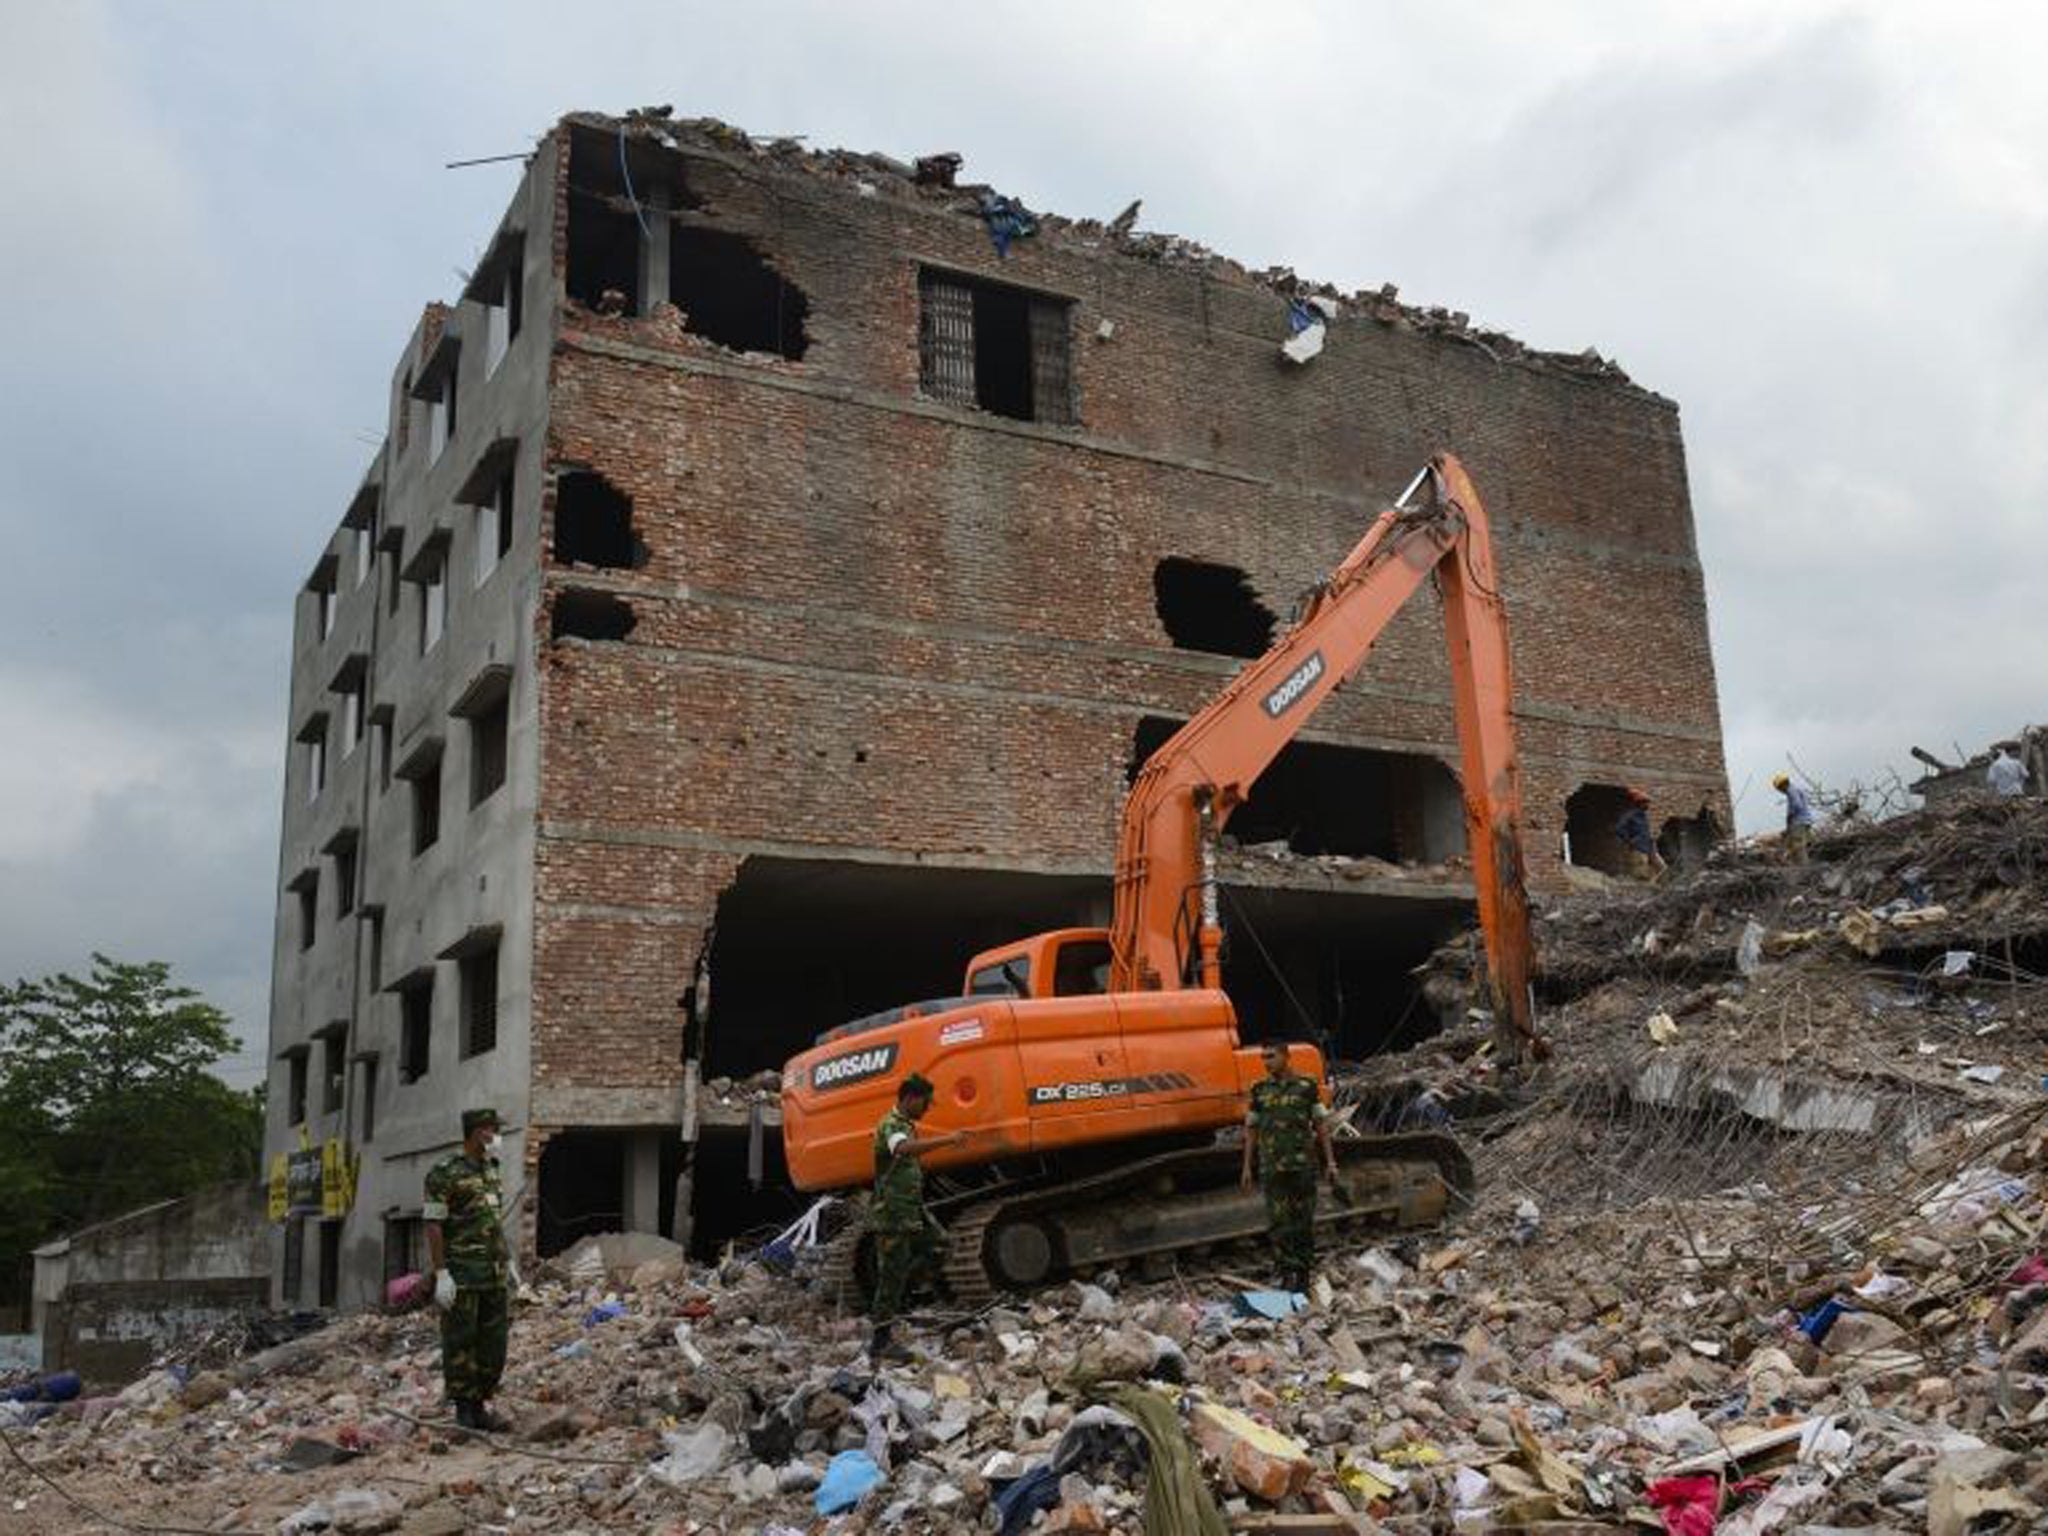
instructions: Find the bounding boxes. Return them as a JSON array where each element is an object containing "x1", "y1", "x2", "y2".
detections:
[{"x1": 1771, "y1": 772, "x2": 1790, "y2": 790}]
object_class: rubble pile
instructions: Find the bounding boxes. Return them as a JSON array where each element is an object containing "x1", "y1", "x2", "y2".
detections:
[
  {"x1": 6, "y1": 801, "x2": 2045, "y2": 1533},
  {"x1": 9, "y1": 1095, "x2": 2044, "y2": 1535},
  {"x1": 1526, "y1": 794, "x2": 2048, "y2": 996},
  {"x1": 1393, "y1": 796, "x2": 2048, "y2": 1157}
]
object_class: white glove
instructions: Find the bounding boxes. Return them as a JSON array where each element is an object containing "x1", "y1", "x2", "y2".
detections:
[
  {"x1": 434, "y1": 1269, "x2": 458, "y2": 1308},
  {"x1": 508, "y1": 1262, "x2": 530, "y2": 1300}
]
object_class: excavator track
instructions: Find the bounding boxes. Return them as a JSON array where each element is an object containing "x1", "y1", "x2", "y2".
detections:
[
  {"x1": 937, "y1": 1131, "x2": 1470, "y2": 1298},
  {"x1": 810, "y1": 1195, "x2": 869, "y2": 1315}
]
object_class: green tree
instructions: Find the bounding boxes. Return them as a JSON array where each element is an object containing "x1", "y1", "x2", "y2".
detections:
[{"x1": 0, "y1": 955, "x2": 261, "y2": 1305}]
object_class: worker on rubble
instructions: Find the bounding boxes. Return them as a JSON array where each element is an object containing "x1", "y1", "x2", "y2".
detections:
[
  {"x1": 1987, "y1": 746, "x2": 2028, "y2": 798},
  {"x1": 868, "y1": 1073, "x2": 965, "y2": 1361},
  {"x1": 1772, "y1": 773, "x2": 1817, "y2": 863},
  {"x1": 1614, "y1": 788, "x2": 1666, "y2": 882},
  {"x1": 1241, "y1": 1041, "x2": 1341, "y2": 1294},
  {"x1": 425, "y1": 1107, "x2": 517, "y2": 1432}
]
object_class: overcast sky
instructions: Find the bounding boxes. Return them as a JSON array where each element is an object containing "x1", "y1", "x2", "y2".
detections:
[{"x1": 3, "y1": 3, "x2": 2044, "y2": 1086}]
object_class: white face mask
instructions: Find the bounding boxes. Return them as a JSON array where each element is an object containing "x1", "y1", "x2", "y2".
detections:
[{"x1": 483, "y1": 1133, "x2": 503, "y2": 1157}]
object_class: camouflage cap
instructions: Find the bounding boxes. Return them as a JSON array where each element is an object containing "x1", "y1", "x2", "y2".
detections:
[
  {"x1": 461, "y1": 1107, "x2": 501, "y2": 1135},
  {"x1": 899, "y1": 1072, "x2": 935, "y2": 1099}
]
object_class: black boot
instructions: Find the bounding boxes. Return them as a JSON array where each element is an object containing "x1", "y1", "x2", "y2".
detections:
[
  {"x1": 453, "y1": 1399, "x2": 479, "y2": 1430},
  {"x1": 473, "y1": 1400, "x2": 510, "y2": 1433},
  {"x1": 869, "y1": 1322, "x2": 912, "y2": 1363}
]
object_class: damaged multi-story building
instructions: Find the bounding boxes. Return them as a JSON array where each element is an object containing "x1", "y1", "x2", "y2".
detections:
[{"x1": 264, "y1": 109, "x2": 1730, "y2": 1309}]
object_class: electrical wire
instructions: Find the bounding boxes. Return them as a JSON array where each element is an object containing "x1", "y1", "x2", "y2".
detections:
[
  {"x1": 616, "y1": 125, "x2": 652, "y2": 241},
  {"x1": 1217, "y1": 882, "x2": 1323, "y2": 1039}
]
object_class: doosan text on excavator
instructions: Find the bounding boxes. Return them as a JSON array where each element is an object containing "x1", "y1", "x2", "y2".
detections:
[{"x1": 780, "y1": 455, "x2": 1542, "y2": 1303}]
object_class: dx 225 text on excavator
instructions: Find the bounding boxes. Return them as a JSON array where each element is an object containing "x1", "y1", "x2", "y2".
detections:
[{"x1": 780, "y1": 454, "x2": 1543, "y2": 1304}]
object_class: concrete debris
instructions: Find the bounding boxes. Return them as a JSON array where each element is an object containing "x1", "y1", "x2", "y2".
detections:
[{"x1": 9, "y1": 799, "x2": 2048, "y2": 1530}]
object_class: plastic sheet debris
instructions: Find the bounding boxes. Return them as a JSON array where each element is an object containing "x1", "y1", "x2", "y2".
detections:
[
  {"x1": 1236, "y1": 1289, "x2": 1308, "y2": 1319},
  {"x1": 1736, "y1": 917, "x2": 1765, "y2": 976},
  {"x1": 1647, "y1": 1475, "x2": 1731, "y2": 1536},
  {"x1": 650, "y1": 1421, "x2": 733, "y2": 1485},
  {"x1": 581, "y1": 1300, "x2": 626, "y2": 1327},
  {"x1": 815, "y1": 1448, "x2": 885, "y2": 1515},
  {"x1": 1280, "y1": 296, "x2": 1337, "y2": 365},
  {"x1": 979, "y1": 193, "x2": 1038, "y2": 257},
  {"x1": 1, "y1": 1370, "x2": 80, "y2": 1404},
  {"x1": 1646, "y1": 1011, "x2": 1680, "y2": 1044}
]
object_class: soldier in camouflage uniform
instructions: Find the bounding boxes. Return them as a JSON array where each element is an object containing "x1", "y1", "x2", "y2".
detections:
[
  {"x1": 868, "y1": 1073, "x2": 964, "y2": 1361},
  {"x1": 425, "y1": 1107, "x2": 516, "y2": 1431},
  {"x1": 1240, "y1": 1041, "x2": 1340, "y2": 1292}
]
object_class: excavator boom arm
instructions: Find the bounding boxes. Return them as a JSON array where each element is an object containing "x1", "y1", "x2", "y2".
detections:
[{"x1": 1108, "y1": 454, "x2": 1538, "y2": 1057}]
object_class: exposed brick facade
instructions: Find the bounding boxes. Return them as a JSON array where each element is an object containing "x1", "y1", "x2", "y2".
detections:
[
  {"x1": 273, "y1": 110, "x2": 1727, "y2": 1274},
  {"x1": 527, "y1": 113, "x2": 1726, "y2": 1118}
]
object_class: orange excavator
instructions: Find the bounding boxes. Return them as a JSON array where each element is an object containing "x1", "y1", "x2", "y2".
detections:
[{"x1": 781, "y1": 454, "x2": 1541, "y2": 1300}]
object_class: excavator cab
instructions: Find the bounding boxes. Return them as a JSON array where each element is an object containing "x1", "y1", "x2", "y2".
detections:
[{"x1": 963, "y1": 929, "x2": 1114, "y2": 1000}]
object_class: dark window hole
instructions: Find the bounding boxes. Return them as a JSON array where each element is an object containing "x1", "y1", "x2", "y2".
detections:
[
  {"x1": 552, "y1": 589, "x2": 638, "y2": 642},
  {"x1": 1154, "y1": 558, "x2": 1276, "y2": 658}
]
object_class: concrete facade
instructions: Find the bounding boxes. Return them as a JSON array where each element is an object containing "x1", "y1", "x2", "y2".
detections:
[
  {"x1": 33, "y1": 1181, "x2": 268, "y2": 1383},
  {"x1": 266, "y1": 111, "x2": 1730, "y2": 1306}
]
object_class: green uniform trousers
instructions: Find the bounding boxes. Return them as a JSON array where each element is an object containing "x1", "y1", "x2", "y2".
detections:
[
  {"x1": 1261, "y1": 1167, "x2": 1318, "y2": 1278},
  {"x1": 871, "y1": 1224, "x2": 941, "y2": 1322},
  {"x1": 441, "y1": 1284, "x2": 509, "y2": 1403}
]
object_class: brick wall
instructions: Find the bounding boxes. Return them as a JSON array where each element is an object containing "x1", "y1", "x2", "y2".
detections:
[{"x1": 527, "y1": 119, "x2": 1729, "y2": 1097}]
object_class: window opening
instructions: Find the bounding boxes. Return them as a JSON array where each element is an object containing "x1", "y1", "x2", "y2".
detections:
[
  {"x1": 382, "y1": 1215, "x2": 419, "y2": 1281},
  {"x1": 1128, "y1": 717, "x2": 1467, "y2": 862},
  {"x1": 399, "y1": 978, "x2": 433, "y2": 1082},
  {"x1": 471, "y1": 694, "x2": 508, "y2": 806},
  {"x1": 485, "y1": 249, "x2": 523, "y2": 374},
  {"x1": 284, "y1": 1047, "x2": 309, "y2": 1125},
  {"x1": 317, "y1": 1220, "x2": 341, "y2": 1308},
  {"x1": 562, "y1": 125, "x2": 689, "y2": 314},
  {"x1": 307, "y1": 561, "x2": 338, "y2": 645},
  {"x1": 332, "y1": 838, "x2": 357, "y2": 919},
  {"x1": 428, "y1": 361, "x2": 459, "y2": 462},
  {"x1": 1052, "y1": 939, "x2": 1113, "y2": 996},
  {"x1": 383, "y1": 1214, "x2": 421, "y2": 1282},
  {"x1": 476, "y1": 462, "x2": 515, "y2": 586},
  {"x1": 566, "y1": 193, "x2": 642, "y2": 313},
  {"x1": 411, "y1": 758, "x2": 442, "y2": 854},
  {"x1": 365, "y1": 910, "x2": 384, "y2": 990},
  {"x1": 461, "y1": 942, "x2": 499, "y2": 1058},
  {"x1": 669, "y1": 227, "x2": 809, "y2": 359},
  {"x1": 969, "y1": 957, "x2": 1031, "y2": 997},
  {"x1": 282, "y1": 1216, "x2": 304, "y2": 1303},
  {"x1": 416, "y1": 548, "x2": 447, "y2": 654},
  {"x1": 290, "y1": 870, "x2": 319, "y2": 952},
  {"x1": 1153, "y1": 559, "x2": 1277, "y2": 658},
  {"x1": 553, "y1": 470, "x2": 644, "y2": 569},
  {"x1": 550, "y1": 589, "x2": 637, "y2": 642},
  {"x1": 383, "y1": 536, "x2": 404, "y2": 616},
  {"x1": 334, "y1": 657, "x2": 367, "y2": 756},
  {"x1": 1563, "y1": 784, "x2": 1637, "y2": 877},
  {"x1": 353, "y1": 514, "x2": 376, "y2": 587},
  {"x1": 317, "y1": 1023, "x2": 346, "y2": 1115},
  {"x1": 299, "y1": 715, "x2": 328, "y2": 804},
  {"x1": 396, "y1": 370, "x2": 412, "y2": 455},
  {"x1": 358, "y1": 1055, "x2": 378, "y2": 1144},
  {"x1": 370, "y1": 708, "x2": 394, "y2": 794},
  {"x1": 918, "y1": 269, "x2": 1074, "y2": 424}
]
